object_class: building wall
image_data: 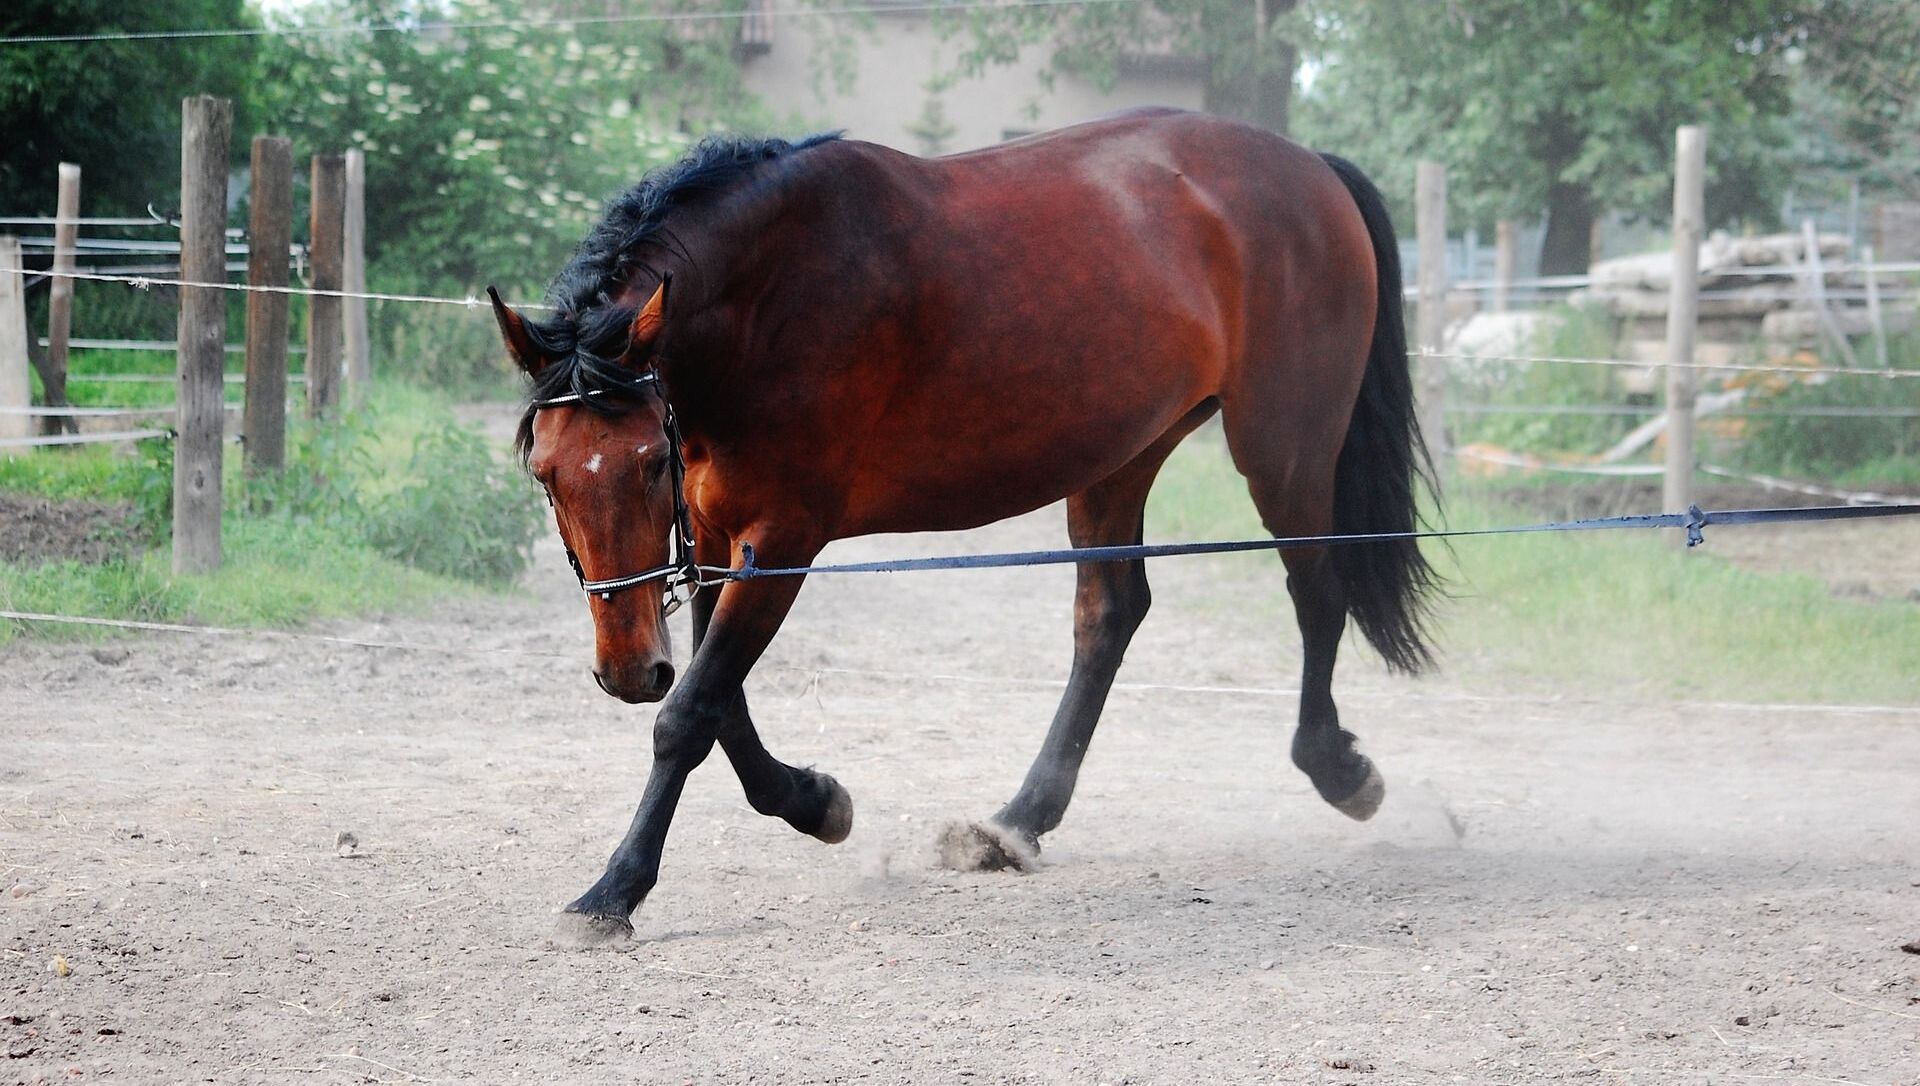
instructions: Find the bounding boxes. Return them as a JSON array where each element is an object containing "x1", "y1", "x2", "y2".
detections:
[{"x1": 739, "y1": 12, "x2": 1205, "y2": 155}]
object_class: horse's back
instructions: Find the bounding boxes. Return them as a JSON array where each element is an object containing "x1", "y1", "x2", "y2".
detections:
[{"x1": 783, "y1": 111, "x2": 1379, "y2": 537}]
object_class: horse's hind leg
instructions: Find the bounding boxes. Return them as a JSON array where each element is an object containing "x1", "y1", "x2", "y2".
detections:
[
  {"x1": 1281, "y1": 546, "x2": 1383, "y2": 819},
  {"x1": 948, "y1": 404, "x2": 1215, "y2": 870},
  {"x1": 1224, "y1": 418, "x2": 1384, "y2": 821}
]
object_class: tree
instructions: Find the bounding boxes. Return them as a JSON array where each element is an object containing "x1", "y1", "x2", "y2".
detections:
[
  {"x1": 1789, "y1": 0, "x2": 1920, "y2": 202},
  {"x1": 253, "y1": 0, "x2": 769, "y2": 295},
  {"x1": 937, "y1": 0, "x2": 1305, "y2": 135},
  {"x1": 1293, "y1": 1, "x2": 1802, "y2": 275},
  {"x1": 0, "y1": 0, "x2": 259, "y2": 216}
]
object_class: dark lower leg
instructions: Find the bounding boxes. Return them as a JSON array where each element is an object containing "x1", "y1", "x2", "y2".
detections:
[
  {"x1": 717, "y1": 691, "x2": 851, "y2": 842},
  {"x1": 566, "y1": 560, "x2": 811, "y2": 927},
  {"x1": 992, "y1": 543, "x2": 1151, "y2": 844},
  {"x1": 1285, "y1": 551, "x2": 1382, "y2": 819},
  {"x1": 687, "y1": 575, "x2": 848, "y2": 844},
  {"x1": 990, "y1": 595, "x2": 1141, "y2": 843}
]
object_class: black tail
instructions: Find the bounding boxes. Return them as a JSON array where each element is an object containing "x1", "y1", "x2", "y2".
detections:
[{"x1": 1317, "y1": 152, "x2": 1440, "y2": 675}]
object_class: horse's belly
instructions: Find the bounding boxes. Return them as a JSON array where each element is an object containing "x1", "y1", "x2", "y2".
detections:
[{"x1": 841, "y1": 388, "x2": 1198, "y2": 536}]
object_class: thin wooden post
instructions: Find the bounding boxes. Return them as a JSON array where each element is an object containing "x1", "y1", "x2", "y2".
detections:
[
  {"x1": 244, "y1": 135, "x2": 292, "y2": 476},
  {"x1": 1662, "y1": 125, "x2": 1704, "y2": 530},
  {"x1": 1800, "y1": 218, "x2": 1859, "y2": 369},
  {"x1": 43, "y1": 163, "x2": 80, "y2": 436},
  {"x1": 1493, "y1": 220, "x2": 1517, "y2": 314},
  {"x1": 306, "y1": 153, "x2": 344, "y2": 419},
  {"x1": 342, "y1": 148, "x2": 370, "y2": 406},
  {"x1": 174, "y1": 95, "x2": 233, "y2": 574},
  {"x1": 1862, "y1": 244, "x2": 1889, "y2": 372},
  {"x1": 0, "y1": 237, "x2": 30, "y2": 450},
  {"x1": 1415, "y1": 159, "x2": 1450, "y2": 473}
]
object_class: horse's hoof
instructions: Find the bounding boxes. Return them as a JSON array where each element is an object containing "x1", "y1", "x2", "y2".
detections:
[
  {"x1": 549, "y1": 910, "x2": 635, "y2": 949},
  {"x1": 1330, "y1": 760, "x2": 1386, "y2": 822},
  {"x1": 810, "y1": 774, "x2": 854, "y2": 844},
  {"x1": 936, "y1": 820, "x2": 1037, "y2": 873}
]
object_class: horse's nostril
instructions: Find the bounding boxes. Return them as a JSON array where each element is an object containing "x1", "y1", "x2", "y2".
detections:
[
  {"x1": 648, "y1": 662, "x2": 675, "y2": 694},
  {"x1": 592, "y1": 668, "x2": 612, "y2": 696}
]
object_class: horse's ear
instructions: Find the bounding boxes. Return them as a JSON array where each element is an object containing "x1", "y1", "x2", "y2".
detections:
[
  {"x1": 624, "y1": 277, "x2": 669, "y2": 364},
  {"x1": 488, "y1": 286, "x2": 548, "y2": 375}
]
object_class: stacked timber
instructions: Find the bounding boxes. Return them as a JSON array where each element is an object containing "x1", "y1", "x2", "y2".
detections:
[{"x1": 1571, "y1": 231, "x2": 1914, "y2": 366}]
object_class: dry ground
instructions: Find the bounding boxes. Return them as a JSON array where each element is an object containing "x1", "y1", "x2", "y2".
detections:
[{"x1": 4, "y1": 507, "x2": 1918, "y2": 1085}]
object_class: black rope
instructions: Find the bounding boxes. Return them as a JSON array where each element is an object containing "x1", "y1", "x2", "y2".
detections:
[{"x1": 720, "y1": 503, "x2": 1920, "y2": 581}]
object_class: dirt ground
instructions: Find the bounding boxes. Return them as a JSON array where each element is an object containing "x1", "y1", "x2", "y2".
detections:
[
  {"x1": 4, "y1": 502, "x2": 1919, "y2": 1084},
  {"x1": 0, "y1": 496, "x2": 135, "y2": 568}
]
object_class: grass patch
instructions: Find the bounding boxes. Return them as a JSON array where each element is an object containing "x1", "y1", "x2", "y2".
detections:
[
  {"x1": 1147, "y1": 427, "x2": 1920, "y2": 705},
  {"x1": 0, "y1": 382, "x2": 537, "y2": 643},
  {"x1": 0, "y1": 518, "x2": 460, "y2": 642}
]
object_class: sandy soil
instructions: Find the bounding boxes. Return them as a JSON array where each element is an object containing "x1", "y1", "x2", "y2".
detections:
[{"x1": 4, "y1": 504, "x2": 1918, "y2": 1085}]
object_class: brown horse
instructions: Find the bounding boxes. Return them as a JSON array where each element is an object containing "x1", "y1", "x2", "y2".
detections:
[{"x1": 492, "y1": 108, "x2": 1437, "y2": 942}]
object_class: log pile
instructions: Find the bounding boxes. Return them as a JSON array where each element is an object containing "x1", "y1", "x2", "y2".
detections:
[{"x1": 1572, "y1": 231, "x2": 1914, "y2": 368}]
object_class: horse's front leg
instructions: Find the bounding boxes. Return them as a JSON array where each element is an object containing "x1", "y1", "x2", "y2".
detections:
[
  {"x1": 556, "y1": 541, "x2": 813, "y2": 945},
  {"x1": 685, "y1": 559, "x2": 852, "y2": 846}
]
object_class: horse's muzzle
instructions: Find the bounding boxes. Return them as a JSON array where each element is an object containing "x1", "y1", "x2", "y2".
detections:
[{"x1": 592, "y1": 660, "x2": 675, "y2": 704}]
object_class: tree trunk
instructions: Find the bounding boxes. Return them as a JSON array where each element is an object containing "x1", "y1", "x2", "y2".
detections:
[
  {"x1": 1203, "y1": 0, "x2": 1297, "y2": 136},
  {"x1": 1540, "y1": 179, "x2": 1596, "y2": 276},
  {"x1": 26, "y1": 330, "x2": 77, "y2": 436}
]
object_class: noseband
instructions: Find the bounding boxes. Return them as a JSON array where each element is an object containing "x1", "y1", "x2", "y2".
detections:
[{"x1": 532, "y1": 372, "x2": 707, "y2": 614}]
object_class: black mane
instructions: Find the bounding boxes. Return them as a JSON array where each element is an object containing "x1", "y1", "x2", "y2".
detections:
[{"x1": 516, "y1": 131, "x2": 841, "y2": 461}]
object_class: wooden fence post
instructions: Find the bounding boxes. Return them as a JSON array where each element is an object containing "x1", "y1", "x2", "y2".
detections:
[
  {"x1": 1415, "y1": 159, "x2": 1450, "y2": 474},
  {"x1": 1662, "y1": 125, "x2": 1705, "y2": 531},
  {"x1": 0, "y1": 237, "x2": 30, "y2": 450},
  {"x1": 342, "y1": 148, "x2": 370, "y2": 406},
  {"x1": 43, "y1": 163, "x2": 80, "y2": 436},
  {"x1": 1862, "y1": 244, "x2": 1889, "y2": 372},
  {"x1": 306, "y1": 153, "x2": 344, "y2": 419},
  {"x1": 174, "y1": 95, "x2": 233, "y2": 575},
  {"x1": 1493, "y1": 219, "x2": 1517, "y2": 314},
  {"x1": 244, "y1": 135, "x2": 292, "y2": 476}
]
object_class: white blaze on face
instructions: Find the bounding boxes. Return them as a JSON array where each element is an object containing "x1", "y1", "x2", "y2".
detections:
[
  {"x1": 584, "y1": 453, "x2": 604, "y2": 474},
  {"x1": 634, "y1": 444, "x2": 650, "y2": 457}
]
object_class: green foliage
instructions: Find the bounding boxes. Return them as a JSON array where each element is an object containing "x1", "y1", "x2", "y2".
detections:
[
  {"x1": 0, "y1": 1, "x2": 259, "y2": 215},
  {"x1": 1790, "y1": 0, "x2": 1920, "y2": 202},
  {"x1": 0, "y1": 516, "x2": 461, "y2": 642},
  {"x1": 1, "y1": 386, "x2": 545, "y2": 645},
  {"x1": 252, "y1": 0, "x2": 764, "y2": 298},
  {"x1": 1294, "y1": 1, "x2": 1801, "y2": 237},
  {"x1": 938, "y1": 0, "x2": 1301, "y2": 132},
  {"x1": 363, "y1": 421, "x2": 544, "y2": 586},
  {"x1": 241, "y1": 412, "x2": 376, "y2": 529},
  {"x1": 371, "y1": 299, "x2": 520, "y2": 400},
  {"x1": 1451, "y1": 304, "x2": 1645, "y2": 456},
  {"x1": 1731, "y1": 331, "x2": 1920, "y2": 481},
  {"x1": 118, "y1": 437, "x2": 175, "y2": 544}
]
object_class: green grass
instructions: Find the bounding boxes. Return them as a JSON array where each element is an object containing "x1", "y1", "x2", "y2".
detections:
[
  {"x1": 0, "y1": 444, "x2": 131, "y2": 501},
  {"x1": 1146, "y1": 427, "x2": 1920, "y2": 705},
  {"x1": 39, "y1": 346, "x2": 252, "y2": 409},
  {"x1": 0, "y1": 518, "x2": 462, "y2": 643},
  {"x1": 0, "y1": 382, "x2": 524, "y2": 643}
]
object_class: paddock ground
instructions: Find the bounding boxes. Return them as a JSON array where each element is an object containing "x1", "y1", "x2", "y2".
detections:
[{"x1": 4, "y1": 505, "x2": 1918, "y2": 1085}]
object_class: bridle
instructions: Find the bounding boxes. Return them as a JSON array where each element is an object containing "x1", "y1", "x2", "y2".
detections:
[{"x1": 532, "y1": 372, "x2": 711, "y2": 615}]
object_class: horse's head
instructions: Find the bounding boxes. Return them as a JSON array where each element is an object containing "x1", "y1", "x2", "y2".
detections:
[{"x1": 495, "y1": 281, "x2": 682, "y2": 704}]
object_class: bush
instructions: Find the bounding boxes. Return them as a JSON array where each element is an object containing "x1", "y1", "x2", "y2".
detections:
[
  {"x1": 363, "y1": 421, "x2": 545, "y2": 586},
  {"x1": 1449, "y1": 303, "x2": 1647, "y2": 456},
  {"x1": 372, "y1": 298, "x2": 524, "y2": 401},
  {"x1": 1730, "y1": 330, "x2": 1920, "y2": 481}
]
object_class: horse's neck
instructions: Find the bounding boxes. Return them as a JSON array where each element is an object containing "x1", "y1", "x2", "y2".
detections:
[{"x1": 660, "y1": 162, "x2": 853, "y2": 418}]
